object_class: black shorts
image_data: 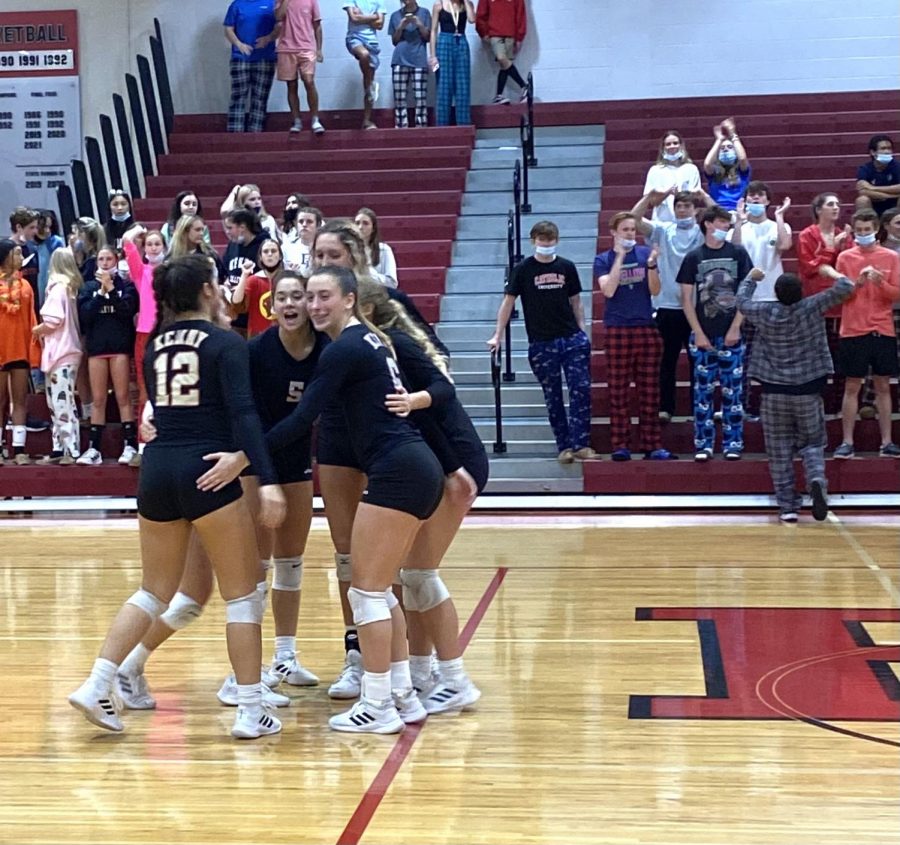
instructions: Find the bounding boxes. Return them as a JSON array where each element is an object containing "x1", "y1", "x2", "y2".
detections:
[
  {"x1": 838, "y1": 333, "x2": 900, "y2": 378},
  {"x1": 0, "y1": 359, "x2": 29, "y2": 372},
  {"x1": 316, "y1": 422, "x2": 362, "y2": 470},
  {"x1": 138, "y1": 446, "x2": 242, "y2": 522},
  {"x1": 245, "y1": 437, "x2": 313, "y2": 485},
  {"x1": 363, "y1": 441, "x2": 444, "y2": 520},
  {"x1": 460, "y1": 448, "x2": 490, "y2": 494}
]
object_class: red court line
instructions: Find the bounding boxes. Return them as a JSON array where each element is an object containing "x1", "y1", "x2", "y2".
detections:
[{"x1": 336, "y1": 566, "x2": 508, "y2": 845}]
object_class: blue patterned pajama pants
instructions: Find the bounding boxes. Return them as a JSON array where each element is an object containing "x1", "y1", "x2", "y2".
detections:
[{"x1": 689, "y1": 336, "x2": 744, "y2": 454}]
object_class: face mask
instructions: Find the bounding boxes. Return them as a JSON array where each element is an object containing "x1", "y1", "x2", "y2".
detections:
[
  {"x1": 534, "y1": 244, "x2": 557, "y2": 257},
  {"x1": 675, "y1": 217, "x2": 696, "y2": 229},
  {"x1": 710, "y1": 228, "x2": 729, "y2": 243},
  {"x1": 746, "y1": 203, "x2": 766, "y2": 217},
  {"x1": 147, "y1": 252, "x2": 165, "y2": 265},
  {"x1": 73, "y1": 238, "x2": 85, "y2": 253},
  {"x1": 117, "y1": 260, "x2": 130, "y2": 279},
  {"x1": 719, "y1": 150, "x2": 737, "y2": 165},
  {"x1": 284, "y1": 208, "x2": 299, "y2": 224},
  {"x1": 876, "y1": 153, "x2": 893, "y2": 165},
  {"x1": 855, "y1": 232, "x2": 877, "y2": 246},
  {"x1": 619, "y1": 239, "x2": 636, "y2": 250},
  {"x1": 111, "y1": 212, "x2": 131, "y2": 223},
  {"x1": 236, "y1": 234, "x2": 246, "y2": 245},
  {"x1": 663, "y1": 150, "x2": 683, "y2": 162}
]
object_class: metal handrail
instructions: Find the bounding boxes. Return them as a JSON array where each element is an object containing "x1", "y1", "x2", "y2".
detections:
[
  {"x1": 518, "y1": 116, "x2": 532, "y2": 213},
  {"x1": 490, "y1": 346, "x2": 507, "y2": 453},
  {"x1": 525, "y1": 72, "x2": 537, "y2": 167}
]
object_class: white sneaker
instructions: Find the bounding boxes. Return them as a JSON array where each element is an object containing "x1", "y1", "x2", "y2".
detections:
[
  {"x1": 393, "y1": 688, "x2": 427, "y2": 724},
  {"x1": 216, "y1": 674, "x2": 291, "y2": 708},
  {"x1": 267, "y1": 655, "x2": 319, "y2": 687},
  {"x1": 289, "y1": 118, "x2": 302, "y2": 133},
  {"x1": 422, "y1": 679, "x2": 481, "y2": 715},
  {"x1": 329, "y1": 697, "x2": 404, "y2": 734},
  {"x1": 118, "y1": 444, "x2": 137, "y2": 465},
  {"x1": 311, "y1": 118, "x2": 325, "y2": 134},
  {"x1": 68, "y1": 681, "x2": 124, "y2": 732},
  {"x1": 231, "y1": 706, "x2": 282, "y2": 739},
  {"x1": 115, "y1": 670, "x2": 156, "y2": 710},
  {"x1": 328, "y1": 650, "x2": 362, "y2": 699},
  {"x1": 76, "y1": 447, "x2": 102, "y2": 465}
]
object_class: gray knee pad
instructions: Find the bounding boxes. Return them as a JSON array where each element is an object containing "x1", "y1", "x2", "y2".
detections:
[
  {"x1": 335, "y1": 552, "x2": 352, "y2": 583},
  {"x1": 347, "y1": 587, "x2": 392, "y2": 626},
  {"x1": 159, "y1": 591, "x2": 203, "y2": 631},
  {"x1": 226, "y1": 589, "x2": 264, "y2": 625},
  {"x1": 272, "y1": 556, "x2": 303, "y2": 592},
  {"x1": 125, "y1": 588, "x2": 167, "y2": 621},
  {"x1": 400, "y1": 569, "x2": 450, "y2": 612}
]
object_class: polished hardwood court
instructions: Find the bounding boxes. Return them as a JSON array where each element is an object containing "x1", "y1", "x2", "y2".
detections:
[{"x1": 0, "y1": 514, "x2": 898, "y2": 845}]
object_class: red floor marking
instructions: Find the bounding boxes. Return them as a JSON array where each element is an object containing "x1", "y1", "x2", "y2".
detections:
[{"x1": 336, "y1": 567, "x2": 508, "y2": 845}]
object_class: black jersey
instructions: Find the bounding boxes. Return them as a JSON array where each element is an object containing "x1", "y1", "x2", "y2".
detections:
[
  {"x1": 144, "y1": 319, "x2": 276, "y2": 485},
  {"x1": 387, "y1": 287, "x2": 450, "y2": 358},
  {"x1": 77, "y1": 274, "x2": 139, "y2": 356},
  {"x1": 266, "y1": 322, "x2": 423, "y2": 468}
]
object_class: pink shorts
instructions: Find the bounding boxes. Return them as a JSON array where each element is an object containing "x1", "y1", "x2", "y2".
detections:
[{"x1": 277, "y1": 51, "x2": 317, "y2": 81}]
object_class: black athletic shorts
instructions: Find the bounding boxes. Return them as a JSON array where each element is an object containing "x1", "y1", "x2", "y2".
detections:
[
  {"x1": 0, "y1": 359, "x2": 29, "y2": 372},
  {"x1": 362, "y1": 441, "x2": 444, "y2": 520},
  {"x1": 461, "y1": 448, "x2": 490, "y2": 494},
  {"x1": 838, "y1": 333, "x2": 900, "y2": 378},
  {"x1": 244, "y1": 437, "x2": 313, "y2": 485},
  {"x1": 138, "y1": 446, "x2": 242, "y2": 522},
  {"x1": 316, "y1": 422, "x2": 362, "y2": 470}
]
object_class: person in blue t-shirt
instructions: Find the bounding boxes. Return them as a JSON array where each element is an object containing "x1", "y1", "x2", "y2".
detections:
[
  {"x1": 223, "y1": 0, "x2": 280, "y2": 132},
  {"x1": 594, "y1": 212, "x2": 673, "y2": 462},
  {"x1": 856, "y1": 134, "x2": 900, "y2": 217},
  {"x1": 389, "y1": 0, "x2": 432, "y2": 128},
  {"x1": 703, "y1": 117, "x2": 751, "y2": 211}
]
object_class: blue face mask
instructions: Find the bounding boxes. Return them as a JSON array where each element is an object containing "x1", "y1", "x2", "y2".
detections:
[
  {"x1": 856, "y1": 232, "x2": 877, "y2": 246},
  {"x1": 719, "y1": 150, "x2": 737, "y2": 166},
  {"x1": 675, "y1": 217, "x2": 695, "y2": 229},
  {"x1": 663, "y1": 150, "x2": 683, "y2": 162},
  {"x1": 710, "y1": 228, "x2": 729, "y2": 243},
  {"x1": 110, "y1": 212, "x2": 131, "y2": 223},
  {"x1": 619, "y1": 239, "x2": 636, "y2": 250},
  {"x1": 876, "y1": 153, "x2": 893, "y2": 165},
  {"x1": 746, "y1": 202, "x2": 767, "y2": 217},
  {"x1": 534, "y1": 244, "x2": 557, "y2": 257}
]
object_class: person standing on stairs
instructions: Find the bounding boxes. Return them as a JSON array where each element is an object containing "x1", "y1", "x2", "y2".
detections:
[
  {"x1": 429, "y1": 0, "x2": 475, "y2": 126},
  {"x1": 342, "y1": 0, "x2": 387, "y2": 131},
  {"x1": 475, "y1": 0, "x2": 528, "y2": 105},
  {"x1": 486, "y1": 220, "x2": 596, "y2": 464},
  {"x1": 389, "y1": 0, "x2": 432, "y2": 128},
  {"x1": 275, "y1": 0, "x2": 325, "y2": 135}
]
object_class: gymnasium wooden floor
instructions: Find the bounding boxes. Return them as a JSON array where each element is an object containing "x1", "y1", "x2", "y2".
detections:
[{"x1": 0, "y1": 512, "x2": 898, "y2": 845}]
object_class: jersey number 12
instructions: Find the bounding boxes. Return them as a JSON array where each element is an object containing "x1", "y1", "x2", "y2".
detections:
[{"x1": 154, "y1": 350, "x2": 201, "y2": 407}]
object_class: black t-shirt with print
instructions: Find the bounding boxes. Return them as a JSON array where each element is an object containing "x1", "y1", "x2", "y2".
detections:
[
  {"x1": 677, "y1": 242, "x2": 752, "y2": 339},
  {"x1": 505, "y1": 256, "x2": 582, "y2": 342}
]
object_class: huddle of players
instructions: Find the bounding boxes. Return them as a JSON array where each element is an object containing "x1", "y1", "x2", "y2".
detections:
[{"x1": 68, "y1": 219, "x2": 487, "y2": 739}]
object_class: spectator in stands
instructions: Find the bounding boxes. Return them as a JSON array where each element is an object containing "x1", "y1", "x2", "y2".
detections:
[
  {"x1": 104, "y1": 190, "x2": 134, "y2": 249},
  {"x1": 796, "y1": 192, "x2": 853, "y2": 413},
  {"x1": 232, "y1": 239, "x2": 284, "y2": 337},
  {"x1": 856, "y1": 135, "x2": 900, "y2": 216},
  {"x1": 703, "y1": 118, "x2": 751, "y2": 211},
  {"x1": 161, "y1": 191, "x2": 210, "y2": 246},
  {"x1": 430, "y1": 0, "x2": 476, "y2": 126},
  {"x1": 69, "y1": 216, "x2": 106, "y2": 284},
  {"x1": 9, "y1": 207, "x2": 40, "y2": 318},
  {"x1": 33, "y1": 210, "x2": 65, "y2": 306},
  {"x1": 220, "y1": 183, "x2": 280, "y2": 240},
  {"x1": 355, "y1": 207, "x2": 398, "y2": 287},
  {"x1": 389, "y1": 0, "x2": 432, "y2": 128},
  {"x1": 737, "y1": 270, "x2": 856, "y2": 523},
  {"x1": 222, "y1": 210, "x2": 269, "y2": 334},
  {"x1": 224, "y1": 0, "x2": 279, "y2": 133},
  {"x1": 881, "y1": 206, "x2": 900, "y2": 384},
  {"x1": 275, "y1": 0, "x2": 325, "y2": 134},
  {"x1": 832, "y1": 209, "x2": 900, "y2": 459},
  {"x1": 169, "y1": 214, "x2": 227, "y2": 280},
  {"x1": 486, "y1": 220, "x2": 596, "y2": 463},
  {"x1": 643, "y1": 132, "x2": 701, "y2": 223},
  {"x1": 729, "y1": 182, "x2": 793, "y2": 418},
  {"x1": 475, "y1": 0, "x2": 527, "y2": 105},
  {"x1": 594, "y1": 213, "x2": 672, "y2": 461},
  {"x1": 281, "y1": 202, "x2": 321, "y2": 275},
  {"x1": 678, "y1": 205, "x2": 753, "y2": 462},
  {"x1": 632, "y1": 189, "x2": 705, "y2": 422},
  {"x1": 342, "y1": 0, "x2": 387, "y2": 131}
]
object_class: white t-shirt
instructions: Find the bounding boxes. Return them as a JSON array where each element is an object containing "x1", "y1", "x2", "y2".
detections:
[
  {"x1": 728, "y1": 217, "x2": 792, "y2": 301},
  {"x1": 280, "y1": 230, "x2": 312, "y2": 276},
  {"x1": 643, "y1": 162, "x2": 701, "y2": 223}
]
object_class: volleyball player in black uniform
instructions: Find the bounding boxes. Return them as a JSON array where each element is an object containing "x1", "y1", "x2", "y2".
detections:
[
  {"x1": 68, "y1": 255, "x2": 286, "y2": 740},
  {"x1": 359, "y1": 279, "x2": 487, "y2": 715},
  {"x1": 198, "y1": 266, "x2": 445, "y2": 734}
]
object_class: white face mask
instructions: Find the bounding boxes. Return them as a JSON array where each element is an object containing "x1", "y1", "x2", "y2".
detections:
[
  {"x1": 534, "y1": 244, "x2": 557, "y2": 257},
  {"x1": 619, "y1": 238, "x2": 636, "y2": 250},
  {"x1": 663, "y1": 150, "x2": 683, "y2": 162}
]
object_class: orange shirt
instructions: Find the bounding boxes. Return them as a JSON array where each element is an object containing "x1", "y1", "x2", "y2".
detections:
[
  {"x1": 796, "y1": 225, "x2": 851, "y2": 317},
  {"x1": 243, "y1": 274, "x2": 276, "y2": 339},
  {"x1": 0, "y1": 273, "x2": 40, "y2": 367},
  {"x1": 835, "y1": 245, "x2": 900, "y2": 337}
]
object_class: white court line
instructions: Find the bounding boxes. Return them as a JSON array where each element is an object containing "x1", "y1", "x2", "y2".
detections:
[{"x1": 828, "y1": 512, "x2": 900, "y2": 605}]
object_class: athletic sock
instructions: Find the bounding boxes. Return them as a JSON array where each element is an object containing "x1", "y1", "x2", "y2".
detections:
[
  {"x1": 507, "y1": 63, "x2": 526, "y2": 88},
  {"x1": 409, "y1": 654, "x2": 432, "y2": 684},
  {"x1": 438, "y1": 656, "x2": 466, "y2": 684},
  {"x1": 89, "y1": 424, "x2": 104, "y2": 451},
  {"x1": 274, "y1": 636, "x2": 295, "y2": 660},
  {"x1": 122, "y1": 420, "x2": 137, "y2": 449},
  {"x1": 362, "y1": 669, "x2": 391, "y2": 704},
  {"x1": 236, "y1": 682, "x2": 262, "y2": 715},
  {"x1": 89, "y1": 657, "x2": 118, "y2": 691},
  {"x1": 120, "y1": 643, "x2": 152, "y2": 675},
  {"x1": 390, "y1": 660, "x2": 412, "y2": 692},
  {"x1": 12, "y1": 425, "x2": 26, "y2": 450},
  {"x1": 496, "y1": 68, "x2": 509, "y2": 96},
  {"x1": 344, "y1": 627, "x2": 360, "y2": 654}
]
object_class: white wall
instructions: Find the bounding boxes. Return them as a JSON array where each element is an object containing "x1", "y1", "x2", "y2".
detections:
[{"x1": 1, "y1": 0, "x2": 898, "y2": 139}]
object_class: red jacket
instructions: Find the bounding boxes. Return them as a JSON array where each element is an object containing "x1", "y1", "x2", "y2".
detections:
[{"x1": 476, "y1": 0, "x2": 526, "y2": 42}]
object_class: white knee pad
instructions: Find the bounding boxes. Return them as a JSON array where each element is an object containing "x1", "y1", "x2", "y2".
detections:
[
  {"x1": 159, "y1": 591, "x2": 203, "y2": 631},
  {"x1": 347, "y1": 587, "x2": 392, "y2": 627},
  {"x1": 256, "y1": 579, "x2": 269, "y2": 616},
  {"x1": 335, "y1": 552, "x2": 352, "y2": 583},
  {"x1": 126, "y1": 588, "x2": 167, "y2": 621},
  {"x1": 400, "y1": 569, "x2": 450, "y2": 612},
  {"x1": 226, "y1": 589, "x2": 264, "y2": 624},
  {"x1": 385, "y1": 587, "x2": 399, "y2": 610},
  {"x1": 272, "y1": 556, "x2": 303, "y2": 592}
]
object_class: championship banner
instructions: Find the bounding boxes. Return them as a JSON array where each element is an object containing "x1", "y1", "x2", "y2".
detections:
[{"x1": 0, "y1": 10, "x2": 81, "y2": 210}]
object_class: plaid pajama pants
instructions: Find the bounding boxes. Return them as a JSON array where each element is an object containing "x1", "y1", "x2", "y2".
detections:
[
  {"x1": 434, "y1": 32, "x2": 471, "y2": 126},
  {"x1": 228, "y1": 59, "x2": 276, "y2": 133},
  {"x1": 527, "y1": 331, "x2": 592, "y2": 453},
  {"x1": 392, "y1": 66, "x2": 428, "y2": 127},
  {"x1": 690, "y1": 336, "x2": 744, "y2": 453},
  {"x1": 605, "y1": 325, "x2": 663, "y2": 452},
  {"x1": 760, "y1": 392, "x2": 827, "y2": 514}
]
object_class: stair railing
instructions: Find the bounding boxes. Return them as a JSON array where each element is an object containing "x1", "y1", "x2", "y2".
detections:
[
  {"x1": 525, "y1": 72, "x2": 537, "y2": 167},
  {"x1": 518, "y1": 116, "x2": 532, "y2": 214},
  {"x1": 490, "y1": 345, "x2": 507, "y2": 454}
]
